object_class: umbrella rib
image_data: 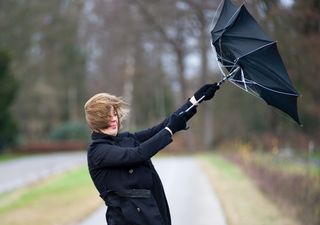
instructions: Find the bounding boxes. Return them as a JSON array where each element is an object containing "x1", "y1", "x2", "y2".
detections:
[
  {"x1": 209, "y1": 0, "x2": 225, "y2": 31},
  {"x1": 218, "y1": 65, "x2": 241, "y2": 86},
  {"x1": 217, "y1": 54, "x2": 235, "y2": 64},
  {"x1": 217, "y1": 46, "x2": 298, "y2": 96},
  {"x1": 210, "y1": 0, "x2": 301, "y2": 124},
  {"x1": 229, "y1": 78, "x2": 299, "y2": 96},
  {"x1": 216, "y1": 55, "x2": 238, "y2": 77},
  {"x1": 216, "y1": 52, "x2": 239, "y2": 73},
  {"x1": 240, "y1": 69, "x2": 248, "y2": 91},
  {"x1": 217, "y1": 60, "x2": 228, "y2": 78},
  {"x1": 212, "y1": 43, "x2": 230, "y2": 81},
  {"x1": 223, "y1": 34, "x2": 273, "y2": 43},
  {"x1": 211, "y1": 3, "x2": 243, "y2": 44},
  {"x1": 236, "y1": 41, "x2": 276, "y2": 61},
  {"x1": 228, "y1": 79, "x2": 262, "y2": 98},
  {"x1": 221, "y1": 4, "x2": 243, "y2": 34}
]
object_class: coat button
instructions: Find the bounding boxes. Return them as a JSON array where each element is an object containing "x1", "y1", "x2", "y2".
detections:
[
  {"x1": 136, "y1": 207, "x2": 141, "y2": 213},
  {"x1": 129, "y1": 169, "x2": 134, "y2": 174}
]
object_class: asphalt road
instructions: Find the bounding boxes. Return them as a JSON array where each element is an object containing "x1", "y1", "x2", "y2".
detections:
[
  {"x1": 0, "y1": 151, "x2": 86, "y2": 193},
  {"x1": 0, "y1": 153, "x2": 226, "y2": 225},
  {"x1": 79, "y1": 156, "x2": 227, "y2": 225}
]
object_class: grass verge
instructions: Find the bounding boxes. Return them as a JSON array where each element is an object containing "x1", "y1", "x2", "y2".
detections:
[
  {"x1": 227, "y1": 152, "x2": 320, "y2": 225},
  {"x1": 0, "y1": 166, "x2": 102, "y2": 225},
  {"x1": 0, "y1": 152, "x2": 25, "y2": 162},
  {"x1": 198, "y1": 153, "x2": 299, "y2": 225}
]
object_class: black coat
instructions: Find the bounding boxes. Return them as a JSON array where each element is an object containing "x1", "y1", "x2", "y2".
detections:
[{"x1": 87, "y1": 101, "x2": 194, "y2": 225}]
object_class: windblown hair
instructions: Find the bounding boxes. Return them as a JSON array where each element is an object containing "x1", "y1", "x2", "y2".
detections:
[{"x1": 84, "y1": 93, "x2": 129, "y2": 132}]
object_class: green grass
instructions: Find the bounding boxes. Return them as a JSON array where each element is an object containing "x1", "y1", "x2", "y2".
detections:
[
  {"x1": 247, "y1": 152, "x2": 320, "y2": 177},
  {"x1": 0, "y1": 152, "x2": 24, "y2": 162},
  {"x1": 232, "y1": 151, "x2": 320, "y2": 225},
  {"x1": 205, "y1": 153, "x2": 244, "y2": 179},
  {"x1": 0, "y1": 166, "x2": 101, "y2": 225},
  {"x1": 1, "y1": 166, "x2": 89, "y2": 213},
  {"x1": 199, "y1": 153, "x2": 300, "y2": 225}
]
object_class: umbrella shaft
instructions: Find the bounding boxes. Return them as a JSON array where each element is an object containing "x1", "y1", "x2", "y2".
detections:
[
  {"x1": 179, "y1": 95, "x2": 205, "y2": 115},
  {"x1": 218, "y1": 66, "x2": 240, "y2": 86}
]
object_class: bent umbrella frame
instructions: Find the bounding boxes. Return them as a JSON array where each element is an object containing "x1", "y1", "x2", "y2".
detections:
[{"x1": 185, "y1": 0, "x2": 301, "y2": 125}]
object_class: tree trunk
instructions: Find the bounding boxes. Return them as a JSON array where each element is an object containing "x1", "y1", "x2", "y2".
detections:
[
  {"x1": 123, "y1": 51, "x2": 135, "y2": 129},
  {"x1": 176, "y1": 46, "x2": 188, "y2": 102},
  {"x1": 199, "y1": 14, "x2": 213, "y2": 149}
]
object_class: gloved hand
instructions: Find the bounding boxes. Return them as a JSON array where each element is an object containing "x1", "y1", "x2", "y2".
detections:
[
  {"x1": 193, "y1": 83, "x2": 220, "y2": 103},
  {"x1": 166, "y1": 113, "x2": 187, "y2": 135},
  {"x1": 183, "y1": 105, "x2": 197, "y2": 121}
]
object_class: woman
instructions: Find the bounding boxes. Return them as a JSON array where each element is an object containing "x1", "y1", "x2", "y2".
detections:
[{"x1": 84, "y1": 83, "x2": 219, "y2": 225}]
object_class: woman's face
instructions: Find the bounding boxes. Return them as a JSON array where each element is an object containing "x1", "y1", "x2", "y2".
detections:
[{"x1": 100, "y1": 106, "x2": 119, "y2": 136}]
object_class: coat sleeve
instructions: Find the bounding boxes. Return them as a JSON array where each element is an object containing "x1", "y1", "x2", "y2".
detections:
[
  {"x1": 133, "y1": 100, "x2": 194, "y2": 143},
  {"x1": 88, "y1": 129, "x2": 172, "y2": 168}
]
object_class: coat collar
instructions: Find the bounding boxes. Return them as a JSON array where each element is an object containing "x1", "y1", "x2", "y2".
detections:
[
  {"x1": 91, "y1": 131, "x2": 128, "y2": 142},
  {"x1": 91, "y1": 131, "x2": 117, "y2": 140}
]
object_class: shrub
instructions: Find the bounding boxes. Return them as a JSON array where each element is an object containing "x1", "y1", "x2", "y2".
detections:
[
  {"x1": 0, "y1": 49, "x2": 18, "y2": 152},
  {"x1": 48, "y1": 121, "x2": 90, "y2": 142},
  {"x1": 227, "y1": 153, "x2": 320, "y2": 225}
]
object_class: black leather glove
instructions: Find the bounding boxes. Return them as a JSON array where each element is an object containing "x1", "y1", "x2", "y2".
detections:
[
  {"x1": 183, "y1": 105, "x2": 197, "y2": 121},
  {"x1": 194, "y1": 83, "x2": 220, "y2": 103},
  {"x1": 166, "y1": 113, "x2": 187, "y2": 134}
]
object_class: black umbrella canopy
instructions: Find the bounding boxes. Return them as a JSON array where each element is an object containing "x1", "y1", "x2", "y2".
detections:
[
  {"x1": 211, "y1": 0, "x2": 239, "y2": 44},
  {"x1": 211, "y1": 0, "x2": 301, "y2": 125}
]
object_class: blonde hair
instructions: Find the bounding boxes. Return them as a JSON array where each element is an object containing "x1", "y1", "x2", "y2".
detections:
[{"x1": 84, "y1": 93, "x2": 129, "y2": 132}]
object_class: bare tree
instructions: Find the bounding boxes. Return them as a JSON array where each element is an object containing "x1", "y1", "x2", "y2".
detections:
[{"x1": 1, "y1": 0, "x2": 87, "y2": 140}]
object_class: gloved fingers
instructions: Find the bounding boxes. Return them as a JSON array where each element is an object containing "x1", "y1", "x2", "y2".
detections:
[
  {"x1": 179, "y1": 109, "x2": 195, "y2": 121},
  {"x1": 194, "y1": 84, "x2": 212, "y2": 100},
  {"x1": 211, "y1": 82, "x2": 220, "y2": 90},
  {"x1": 177, "y1": 112, "x2": 189, "y2": 130},
  {"x1": 194, "y1": 83, "x2": 219, "y2": 103},
  {"x1": 178, "y1": 112, "x2": 187, "y2": 121},
  {"x1": 167, "y1": 112, "x2": 187, "y2": 134},
  {"x1": 202, "y1": 83, "x2": 220, "y2": 100}
]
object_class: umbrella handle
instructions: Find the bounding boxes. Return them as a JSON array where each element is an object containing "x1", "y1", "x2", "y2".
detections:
[{"x1": 182, "y1": 95, "x2": 205, "y2": 114}]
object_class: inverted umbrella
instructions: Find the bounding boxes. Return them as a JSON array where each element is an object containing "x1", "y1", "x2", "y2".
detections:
[{"x1": 209, "y1": 0, "x2": 301, "y2": 125}]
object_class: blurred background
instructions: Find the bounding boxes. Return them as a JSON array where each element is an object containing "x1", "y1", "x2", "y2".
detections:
[
  {"x1": 1, "y1": 0, "x2": 320, "y2": 151},
  {"x1": 0, "y1": 0, "x2": 319, "y2": 225}
]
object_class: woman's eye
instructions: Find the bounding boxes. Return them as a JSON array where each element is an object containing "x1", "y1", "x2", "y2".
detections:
[{"x1": 108, "y1": 112, "x2": 117, "y2": 117}]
